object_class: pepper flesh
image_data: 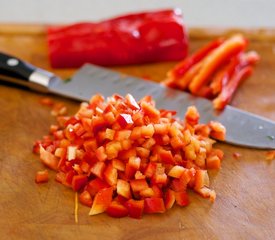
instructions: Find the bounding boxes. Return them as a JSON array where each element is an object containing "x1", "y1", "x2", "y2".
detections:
[{"x1": 48, "y1": 9, "x2": 188, "y2": 68}]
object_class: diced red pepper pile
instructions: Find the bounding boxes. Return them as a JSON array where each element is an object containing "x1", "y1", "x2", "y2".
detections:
[
  {"x1": 33, "y1": 94, "x2": 226, "y2": 219},
  {"x1": 164, "y1": 34, "x2": 260, "y2": 110}
]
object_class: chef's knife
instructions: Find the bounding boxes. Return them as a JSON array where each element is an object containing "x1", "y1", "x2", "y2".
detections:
[{"x1": 0, "y1": 52, "x2": 274, "y2": 149}]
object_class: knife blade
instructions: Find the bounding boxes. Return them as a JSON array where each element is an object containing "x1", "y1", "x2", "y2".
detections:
[{"x1": 0, "y1": 52, "x2": 274, "y2": 149}]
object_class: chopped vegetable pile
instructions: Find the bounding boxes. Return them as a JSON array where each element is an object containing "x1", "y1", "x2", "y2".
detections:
[
  {"x1": 34, "y1": 94, "x2": 226, "y2": 219},
  {"x1": 164, "y1": 34, "x2": 260, "y2": 110}
]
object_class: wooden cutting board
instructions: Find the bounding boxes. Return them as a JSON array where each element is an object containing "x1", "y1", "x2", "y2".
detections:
[{"x1": 0, "y1": 24, "x2": 274, "y2": 240}]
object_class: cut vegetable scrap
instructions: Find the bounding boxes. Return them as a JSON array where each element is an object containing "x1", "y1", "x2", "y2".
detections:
[
  {"x1": 33, "y1": 94, "x2": 226, "y2": 219},
  {"x1": 233, "y1": 152, "x2": 242, "y2": 160},
  {"x1": 35, "y1": 169, "x2": 49, "y2": 183},
  {"x1": 164, "y1": 34, "x2": 260, "y2": 110},
  {"x1": 39, "y1": 97, "x2": 68, "y2": 116},
  {"x1": 266, "y1": 151, "x2": 275, "y2": 161},
  {"x1": 75, "y1": 192, "x2": 79, "y2": 223},
  {"x1": 39, "y1": 97, "x2": 55, "y2": 107}
]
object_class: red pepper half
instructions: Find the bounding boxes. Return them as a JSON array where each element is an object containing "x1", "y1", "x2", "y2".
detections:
[{"x1": 47, "y1": 9, "x2": 188, "y2": 68}]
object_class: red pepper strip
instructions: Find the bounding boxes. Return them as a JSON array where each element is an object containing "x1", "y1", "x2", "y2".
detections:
[
  {"x1": 48, "y1": 9, "x2": 188, "y2": 68},
  {"x1": 213, "y1": 66, "x2": 253, "y2": 110},
  {"x1": 165, "y1": 38, "x2": 224, "y2": 83},
  {"x1": 173, "y1": 61, "x2": 203, "y2": 90},
  {"x1": 210, "y1": 51, "x2": 259, "y2": 96},
  {"x1": 189, "y1": 35, "x2": 248, "y2": 94},
  {"x1": 196, "y1": 86, "x2": 214, "y2": 98},
  {"x1": 210, "y1": 55, "x2": 240, "y2": 96}
]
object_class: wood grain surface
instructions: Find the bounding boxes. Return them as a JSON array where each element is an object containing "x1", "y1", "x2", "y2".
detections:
[{"x1": 0, "y1": 24, "x2": 274, "y2": 240}]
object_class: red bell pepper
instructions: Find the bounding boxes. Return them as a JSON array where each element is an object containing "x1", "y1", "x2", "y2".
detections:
[{"x1": 47, "y1": 9, "x2": 188, "y2": 68}]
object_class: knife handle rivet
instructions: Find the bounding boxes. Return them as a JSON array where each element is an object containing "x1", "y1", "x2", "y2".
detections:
[{"x1": 7, "y1": 58, "x2": 19, "y2": 67}]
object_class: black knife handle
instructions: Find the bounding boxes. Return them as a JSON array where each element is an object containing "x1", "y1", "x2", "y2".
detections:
[
  {"x1": 0, "y1": 52, "x2": 36, "y2": 81},
  {"x1": 0, "y1": 52, "x2": 55, "y2": 92}
]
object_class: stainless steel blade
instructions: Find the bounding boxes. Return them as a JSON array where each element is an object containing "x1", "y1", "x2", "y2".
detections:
[{"x1": 48, "y1": 64, "x2": 275, "y2": 150}]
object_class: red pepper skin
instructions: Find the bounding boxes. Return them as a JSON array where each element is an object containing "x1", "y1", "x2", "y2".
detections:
[{"x1": 48, "y1": 9, "x2": 188, "y2": 68}]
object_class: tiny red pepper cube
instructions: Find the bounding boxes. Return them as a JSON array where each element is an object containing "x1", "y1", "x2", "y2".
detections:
[
  {"x1": 144, "y1": 197, "x2": 166, "y2": 214},
  {"x1": 125, "y1": 199, "x2": 144, "y2": 219}
]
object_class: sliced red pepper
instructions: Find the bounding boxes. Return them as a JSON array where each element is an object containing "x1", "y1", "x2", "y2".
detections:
[
  {"x1": 172, "y1": 61, "x2": 203, "y2": 90},
  {"x1": 210, "y1": 51, "x2": 259, "y2": 96},
  {"x1": 189, "y1": 35, "x2": 248, "y2": 94},
  {"x1": 48, "y1": 9, "x2": 188, "y2": 68},
  {"x1": 210, "y1": 55, "x2": 240, "y2": 95},
  {"x1": 213, "y1": 66, "x2": 253, "y2": 110},
  {"x1": 165, "y1": 38, "x2": 224, "y2": 87}
]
